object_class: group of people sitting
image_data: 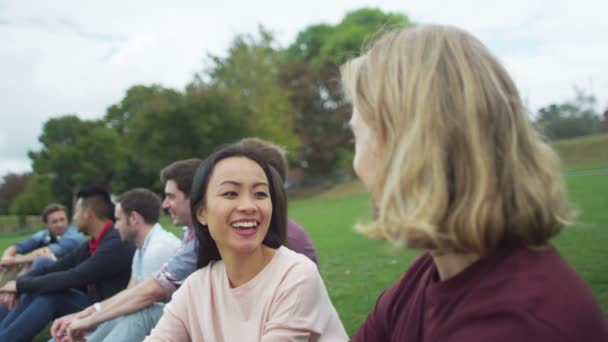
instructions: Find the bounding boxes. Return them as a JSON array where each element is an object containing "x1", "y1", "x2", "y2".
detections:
[{"x1": 0, "y1": 25, "x2": 606, "y2": 341}]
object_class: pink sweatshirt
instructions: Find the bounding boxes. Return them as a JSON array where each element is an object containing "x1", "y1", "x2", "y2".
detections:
[{"x1": 145, "y1": 246, "x2": 348, "y2": 342}]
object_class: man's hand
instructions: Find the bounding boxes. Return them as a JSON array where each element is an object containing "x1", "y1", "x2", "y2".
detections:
[
  {"x1": 53, "y1": 306, "x2": 96, "y2": 342},
  {"x1": 52, "y1": 312, "x2": 77, "y2": 342},
  {"x1": 0, "y1": 255, "x2": 18, "y2": 269},
  {"x1": 32, "y1": 246, "x2": 56, "y2": 260},
  {"x1": 66, "y1": 316, "x2": 96, "y2": 341},
  {"x1": 0, "y1": 292, "x2": 17, "y2": 310},
  {"x1": 0, "y1": 280, "x2": 17, "y2": 293}
]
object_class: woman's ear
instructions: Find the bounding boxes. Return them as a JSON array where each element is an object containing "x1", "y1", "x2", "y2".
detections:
[{"x1": 196, "y1": 207, "x2": 208, "y2": 226}]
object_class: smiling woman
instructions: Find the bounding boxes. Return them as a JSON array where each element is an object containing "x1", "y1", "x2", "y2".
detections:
[{"x1": 145, "y1": 144, "x2": 348, "y2": 342}]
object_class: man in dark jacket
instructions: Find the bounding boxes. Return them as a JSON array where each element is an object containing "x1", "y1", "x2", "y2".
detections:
[{"x1": 0, "y1": 186, "x2": 135, "y2": 341}]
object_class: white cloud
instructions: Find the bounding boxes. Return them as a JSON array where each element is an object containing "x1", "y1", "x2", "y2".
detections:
[{"x1": 1, "y1": 0, "x2": 607, "y2": 176}]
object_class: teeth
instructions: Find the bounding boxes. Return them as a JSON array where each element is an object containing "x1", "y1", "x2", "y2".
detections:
[{"x1": 231, "y1": 221, "x2": 257, "y2": 229}]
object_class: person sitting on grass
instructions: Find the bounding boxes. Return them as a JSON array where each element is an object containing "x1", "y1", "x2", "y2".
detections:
[
  {"x1": 51, "y1": 188, "x2": 181, "y2": 341},
  {"x1": 145, "y1": 145, "x2": 348, "y2": 341},
  {"x1": 52, "y1": 159, "x2": 202, "y2": 342},
  {"x1": 0, "y1": 186, "x2": 135, "y2": 342},
  {"x1": 0, "y1": 203, "x2": 85, "y2": 286},
  {"x1": 0, "y1": 203, "x2": 86, "y2": 321},
  {"x1": 341, "y1": 24, "x2": 608, "y2": 341}
]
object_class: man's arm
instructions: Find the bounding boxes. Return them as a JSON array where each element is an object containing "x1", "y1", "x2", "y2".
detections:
[
  {"x1": 0, "y1": 246, "x2": 18, "y2": 269},
  {"x1": 47, "y1": 229, "x2": 85, "y2": 258},
  {"x1": 126, "y1": 276, "x2": 137, "y2": 289},
  {"x1": 16, "y1": 236, "x2": 132, "y2": 295},
  {"x1": 66, "y1": 236, "x2": 197, "y2": 336},
  {"x1": 96, "y1": 277, "x2": 164, "y2": 322},
  {"x1": 60, "y1": 277, "x2": 166, "y2": 338},
  {"x1": 53, "y1": 272, "x2": 159, "y2": 340},
  {"x1": 1, "y1": 246, "x2": 17, "y2": 259},
  {"x1": 0, "y1": 231, "x2": 45, "y2": 268},
  {"x1": 9, "y1": 246, "x2": 55, "y2": 265},
  {"x1": 12, "y1": 230, "x2": 46, "y2": 255}
]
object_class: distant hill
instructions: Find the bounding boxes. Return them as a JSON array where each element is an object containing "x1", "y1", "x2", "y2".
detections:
[{"x1": 552, "y1": 134, "x2": 608, "y2": 169}]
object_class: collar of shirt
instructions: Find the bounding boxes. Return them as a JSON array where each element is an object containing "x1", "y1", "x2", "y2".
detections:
[
  {"x1": 140, "y1": 223, "x2": 163, "y2": 252},
  {"x1": 183, "y1": 226, "x2": 195, "y2": 243},
  {"x1": 88, "y1": 220, "x2": 113, "y2": 255}
]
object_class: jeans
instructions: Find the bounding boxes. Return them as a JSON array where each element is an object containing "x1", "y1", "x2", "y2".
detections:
[
  {"x1": 0, "y1": 289, "x2": 90, "y2": 342},
  {"x1": 86, "y1": 302, "x2": 165, "y2": 342},
  {"x1": 0, "y1": 306, "x2": 7, "y2": 322},
  {"x1": 31, "y1": 255, "x2": 56, "y2": 271},
  {"x1": 0, "y1": 256, "x2": 56, "y2": 323}
]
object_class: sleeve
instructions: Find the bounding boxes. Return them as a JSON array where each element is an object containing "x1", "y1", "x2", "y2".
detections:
[
  {"x1": 349, "y1": 289, "x2": 391, "y2": 342},
  {"x1": 13, "y1": 230, "x2": 45, "y2": 254},
  {"x1": 17, "y1": 235, "x2": 134, "y2": 295},
  {"x1": 47, "y1": 233, "x2": 84, "y2": 257},
  {"x1": 142, "y1": 240, "x2": 180, "y2": 281},
  {"x1": 19, "y1": 241, "x2": 84, "y2": 280},
  {"x1": 144, "y1": 277, "x2": 192, "y2": 342},
  {"x1": 262, "y1": 259, "x2": 348, "y2": 342},
  {"x1": 153, "y1": 239, "x2": 197, "y2": 299},
  {"x1": 286, "y1": 221, "x2": 319, "y2": 267}
]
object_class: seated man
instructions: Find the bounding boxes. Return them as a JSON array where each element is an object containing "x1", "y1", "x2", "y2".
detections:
[
  {"x1": 0, "y1": 203, "x2": 85, "y2": 287},
  {"x1": 0, "y1": 187, "x2": 135, "y2": 341},
  {"x1": 52, "y1": 159, "x2": 201, "y2": 342},
  {"x1": 71, "y1": 188, "x2": 181, "y2": 338}
]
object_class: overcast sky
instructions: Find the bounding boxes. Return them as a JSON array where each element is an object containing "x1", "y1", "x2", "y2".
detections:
[{"x1": 1, "y1": 0, "x2": 607, "y2": 177}]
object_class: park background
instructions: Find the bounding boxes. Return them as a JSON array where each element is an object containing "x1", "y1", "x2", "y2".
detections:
[{"x1": 0, "y1": 4, "x2": 606, "y2": 340}]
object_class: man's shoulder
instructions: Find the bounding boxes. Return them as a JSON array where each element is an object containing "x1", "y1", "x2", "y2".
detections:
[
  {"x1": 63, "y1": 226, "x2": 86, "y2": 239},
  {"x1": 100, "y1": 227, "x2": 134, "y2": 249},
  {"x1": 31, "y1": 228, "x2": 50, "y2": 239},
  {"x1": 149, "y1": 224, "x2": 180, "y2": 244},
  {"x1": 13, "y1": 229, "x2": 49, "y2": 249},
  {"x1": 147, "y1": 229, "x2": 181, "y2": 254}
]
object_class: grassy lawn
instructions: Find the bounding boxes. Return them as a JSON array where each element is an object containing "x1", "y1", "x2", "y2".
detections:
[
  {"x1": 553, "y1": 134, "x2": 608, "y2": 167},
  {"x1": 0, "y1": 170, "x2": 606, "y2": 339},
  {"x1": 296, "y1": 175, "x2": 608, "y2": 335}
]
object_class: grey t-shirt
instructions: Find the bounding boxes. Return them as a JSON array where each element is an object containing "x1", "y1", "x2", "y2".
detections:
[
  {"x1": 132, "y1": 224, "x2": 181, "y2": 283},
  {"x1": 153, "y1": 227, "x2": 197, "y2": 299}
]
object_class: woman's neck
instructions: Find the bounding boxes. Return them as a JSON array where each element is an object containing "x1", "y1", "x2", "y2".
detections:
[
  {"x1": 430, "y1": 251, "x2": 480, "y2": 281},
  {"x1": 222, "y1": 245, "x2": 277, "y2": 288}
]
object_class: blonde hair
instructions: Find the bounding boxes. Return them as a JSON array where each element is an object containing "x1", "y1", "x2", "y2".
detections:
[{"x1": 341, "y1": 25, "x2": 572, "y2": 255}]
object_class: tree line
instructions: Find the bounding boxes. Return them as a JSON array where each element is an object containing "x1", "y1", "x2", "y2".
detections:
[{"x1": 1, "y1": 8, "x2": 607, "y2": 217}]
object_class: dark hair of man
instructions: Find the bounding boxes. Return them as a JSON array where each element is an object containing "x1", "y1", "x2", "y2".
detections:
[
  {"x1": 160, "y1": 159, "x2": 202, "y2": 197},
  {"x1": 235, "y1": 138, "x2": 288, "y2": 183},
  {"x1": 116, "y1": 188, "x2": 162, "y2": 225},
  {"x1": 76, "y1": 186, "x2": 115, "y2": 221},
  {"x1": 190, "y1": 145, "x2": 287, "y2": 268},
  {"x1": 41, "y1": 203, "x2": 68, "y2": 223}
]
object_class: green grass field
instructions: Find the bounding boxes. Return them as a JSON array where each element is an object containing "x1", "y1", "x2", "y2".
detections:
[
  {"x1": 300, "y1": 176, "x2": 608, "y2": 335},
  {"x1": 1, "y1": 172, "x2": 605, "y2": 339},
  {"x1": 0, "y1": 134, "x2": 606, "y2": 339}
]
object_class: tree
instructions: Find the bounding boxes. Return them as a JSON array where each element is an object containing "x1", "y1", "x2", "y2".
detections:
[
  {"x1": 105, "y1": 85, "x2": 166, "y2": 135},
  {"x1": 0, "y1": 172, "x2": 32, "y2": 215},
  {"x1": 281, "y1": 8, "x2": 411, "y2": 175},
  {"x1": 105, "y1": 83, "x2": 254, "y2": 192},
  {"x1": 535, "y1": 89, "x2": 602, "y2": 140},
  {"x1": 10, "y1": 174, "x2": 53, "y2": 217},
  {"x1": 206, "y1": 26, "x2": 301, "y2": 154},
  {"x1": 28, "y1": 115, "x2": 127, "y2": 208}
]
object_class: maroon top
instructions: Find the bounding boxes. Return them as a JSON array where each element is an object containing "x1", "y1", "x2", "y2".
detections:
[
  {"x1": 286, "y1": 219, "x2": 319, "y2": 266},
  {"x1": 352, "y1": 245, "x2": 607, "y2": 342}
]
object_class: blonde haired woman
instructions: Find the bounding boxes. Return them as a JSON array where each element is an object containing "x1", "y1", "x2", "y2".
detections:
[{"x1": 342, "y1": 25, "x2": 607, "y2": 341}]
